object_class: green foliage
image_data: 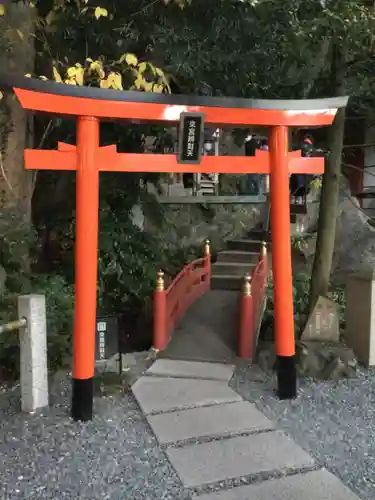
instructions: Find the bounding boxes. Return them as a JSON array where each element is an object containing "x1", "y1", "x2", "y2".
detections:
[
  {"x1": 0, "y1": 211, "x2": 74, "y2": 376},
  {"x1": 0, "y1": 270, "x2": 74, "y2": 377},
  {"x1": 30, "y1": 274, "x2": 74, "y2": 370},
  {"x1": 0, "y1": 210, "x2": 36, "y2": 273},
  {"x1": 0, "y1": 204, "x2": 203, "y2": 377},
  {"x1": 264, "y1": 272, "x2": 311, "y2": 331}
]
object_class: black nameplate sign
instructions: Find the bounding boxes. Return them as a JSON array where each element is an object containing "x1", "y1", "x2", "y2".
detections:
[
  {"x1": 95, "y1": 316, "x2": 119, "y2": 361},
  {"x1": 178, "y1": 112, "x2": 205, "y2": 164}
]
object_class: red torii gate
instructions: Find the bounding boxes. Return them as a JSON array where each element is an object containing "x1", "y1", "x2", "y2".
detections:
[{"x1": 0, "y1": 73, "x2": 348, "y2": 421}]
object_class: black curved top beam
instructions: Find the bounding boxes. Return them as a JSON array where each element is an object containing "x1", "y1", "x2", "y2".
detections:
[{"x1": 0, "y1": 72, "x2": 349, "y2": 111}]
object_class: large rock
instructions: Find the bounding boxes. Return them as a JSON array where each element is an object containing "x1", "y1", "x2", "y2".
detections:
[
  {"x1": 333, "y1": 185, "x2": 375, "y2": 283},
  {"x1": 298, "y1": 341, "x2": 358, "y2": 379},
  {"x1": 256, "y1": 340, "x2": 358, "y2": 380},
  {"x1": 299, "y1": 176, "x2": 375, "y2": 284}
]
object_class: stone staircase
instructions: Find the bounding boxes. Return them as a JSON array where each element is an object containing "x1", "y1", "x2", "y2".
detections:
[
  {"x1": 211, "y1": 196, "x2": 308, "y2": 291},
  {"x1": 211, "y1": 229, "x2": 271, "y2": 291}
]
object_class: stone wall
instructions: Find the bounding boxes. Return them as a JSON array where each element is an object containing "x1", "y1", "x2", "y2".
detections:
[{"x1": 143, "y1": 203, "x2": 259, "y2": 252}]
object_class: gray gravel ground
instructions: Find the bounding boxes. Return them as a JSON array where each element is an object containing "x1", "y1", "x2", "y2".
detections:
[
  {"x1": 2, "y1": 363, "x2": 375, "y2": 500},
  {"x1": 0, "y1": 375, "x2": 189, "y2": 500},
  {"x1": 231, "y1": 364, "x2": 375, "y2": 500}
]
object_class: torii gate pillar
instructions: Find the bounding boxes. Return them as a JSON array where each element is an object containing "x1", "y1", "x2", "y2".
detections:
[
  {"x1": 269, "y1": 125, "x2": 296, "y2": 397},
  {"x1": 0, "y1": 72, "x2": 348, "y2": 420},
  {"x1": 72, "y1": 116, "x2": 100, "y2": 420}
]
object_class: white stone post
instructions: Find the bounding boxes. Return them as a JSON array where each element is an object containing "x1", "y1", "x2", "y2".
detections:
[
  {"x1": 17, "y1": 294, "x2": 49, "y2": 412},
  {"x1": 345, "y1": 271, "x2": 375, "y2": 367}
]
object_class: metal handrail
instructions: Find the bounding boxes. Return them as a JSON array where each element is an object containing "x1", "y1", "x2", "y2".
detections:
[{"x1": 0, "y1": 317, "x2": 27, "y2": 335}]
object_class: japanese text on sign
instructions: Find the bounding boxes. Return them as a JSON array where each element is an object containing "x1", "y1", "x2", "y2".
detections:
[
  {"x1": 98, "y1": 321, "x2": 106, "y2": 360},
  {"x1": 178, "y1": 112, "x2": 205, "y2": 164},
  {"x1": 187, "y1": 120, "x2": 196, "y2": 157}
]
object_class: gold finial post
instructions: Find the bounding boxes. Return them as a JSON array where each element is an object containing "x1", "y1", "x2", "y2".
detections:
[
  {"x1": 156, "y1": 270, "x2": 165, "y2": 291},
  {"x1": 204, "y1": 239, "x2": 210, "y2": 256},
  {"x1": 243, "y1": 273, "x2": 252, "y2": 297},
  {"x1": 261, "y1": 241, "x2": 267, "y2": 258}
]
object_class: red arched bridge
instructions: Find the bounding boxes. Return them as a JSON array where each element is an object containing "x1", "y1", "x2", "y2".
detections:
[{"x1": 152, "y1": 239, "x2": 268, "y2": 361}]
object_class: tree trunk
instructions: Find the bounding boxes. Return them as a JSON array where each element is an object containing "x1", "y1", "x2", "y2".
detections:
[
  {"x1": 0, "y1": 2, "x2": 35, "y2": 271},
  {"x1": 308, "y1": 48, "x2": 346, "y2": 311}
]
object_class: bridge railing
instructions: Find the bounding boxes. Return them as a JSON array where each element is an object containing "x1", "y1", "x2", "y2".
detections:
[
  {"x1": 238, "y1": 242, "x2": 268, "y2": 360},
  {"x1": 153, "y1": 240, "x2": 211, "y2": 351}
]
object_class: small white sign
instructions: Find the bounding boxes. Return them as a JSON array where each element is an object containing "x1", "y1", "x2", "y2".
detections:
[{"x1": 97, "y1": 322, "x2": 107, "y2": 332}]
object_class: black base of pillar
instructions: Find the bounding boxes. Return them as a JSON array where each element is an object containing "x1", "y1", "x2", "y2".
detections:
[
  {"x1": 276, "y1": 355, "x2": 297, "y2": 400},
  {"x1": 71, "y1": 377, "x2": 94, "y2": 421}
]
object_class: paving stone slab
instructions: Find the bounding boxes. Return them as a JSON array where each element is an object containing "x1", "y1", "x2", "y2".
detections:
[
  {"x1": 132, "y1": 376, "x2": 241, "y2": 414},
  {"x1": 166, "y1": 431, "x2": 314, "y2": 488},
  {"x1": 146, "y1": 359, "x2": 235, "y2": 381},
  {"x1": 147, "y1": 401, "x2": 273, "y2": 444},
  {"x1": 194, "y1": 469, "x2": 361, "y2": 500}
]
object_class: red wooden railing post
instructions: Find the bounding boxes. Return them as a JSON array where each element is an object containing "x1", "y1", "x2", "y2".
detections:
[
  {"x1": 238, "y1": 273, "x2": 254, "y2": 359},
  {"x1": 204, "y1": 238, "x2": 211, "y2": 282},
  {"x1": 153, "y1": 270, "x2": 167, "y2": 350}
]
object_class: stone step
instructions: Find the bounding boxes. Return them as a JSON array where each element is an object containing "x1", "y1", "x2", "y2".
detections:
[
  {"x1": 132, "y1": 376, "x2": 242, "y2": 414},
  {"x1": 166, "y1": 430, "x2": 314, "y2": 488},
  {"x1": 217, "y1": 250, "x2": 259, "y2": 264},
  {"x1": 196, "y1": 469, "x2": 361, "y2": 500},
  {"x1": 146, "y1": 359, "x2": 235, "y2": 381},
  {"x1": 211, "y1": 262, "x2": 255, "y2": 276},
  {"x1": 147, "y1": 400, "x2": 274, "y2": 444},
  {"x1": 246, "y1": 229, "x2": 272, "y2": 242},
  {"x1": 211, "y1": 274, "x2": 243, "y2": 291},
  {"x1": 227, "y1": 239, "x2": 264, "y2": 252}
]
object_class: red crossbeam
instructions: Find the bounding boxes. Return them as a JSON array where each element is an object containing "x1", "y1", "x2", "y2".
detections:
[{"x1": 24, "y1": 143, "x2": 324, "y2": 175}]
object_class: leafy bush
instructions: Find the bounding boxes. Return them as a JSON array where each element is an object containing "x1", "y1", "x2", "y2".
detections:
[
  {"x1": 0, "y1": 272, "x2": 74, "y2": 378},
  {"x1": 0, "y1": 194, "x2": 205, "y2": 376}
]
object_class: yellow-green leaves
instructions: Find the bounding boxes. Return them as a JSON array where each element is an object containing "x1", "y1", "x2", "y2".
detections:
[
  {"x1": 87, "y1": 59, "x2": 105, "y2": 79},
  {"x1": 64, "y1": 63, "x2": 85, "y2": 85},
  {"x1": 28, "y1": 51, "x2": 171, "y2": 95},
  {"x1": 52, "y1": 67, "x2": 63, "y2": 83},
  {"x1": 101, "y1": 72, "x2": 123, "y2": 90},
  {"x1": 120, "y1": 53, "x2": 138, "y2": 67},
  {"x1": 117, "y1": 56, "x2": 171, "y2": 93},
  {"x1": 138, "y1": 62, "x2": 147, "y2": 74},
  {"x1": 94, "y1": 7, "x2": 108, "y2": 19},
  {"x1": 311, "y1": 177, "x2": 323, "y2": 190}
]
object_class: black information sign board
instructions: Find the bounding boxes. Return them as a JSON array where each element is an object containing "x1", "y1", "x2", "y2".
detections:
[
  {"x1": 178, "y1": 112, "x2": 205, "y2": 164},
  {"x1": 95, "y1": 316, "x2": 119, "y2": 361}
]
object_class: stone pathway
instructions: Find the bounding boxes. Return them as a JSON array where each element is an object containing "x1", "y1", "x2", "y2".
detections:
[
  {"x1": 160, "y1": 291, "x2": 238, "y2": 364},
  {"x1": 132, "y1": 359, "x2": 361, "y2": 499}
]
